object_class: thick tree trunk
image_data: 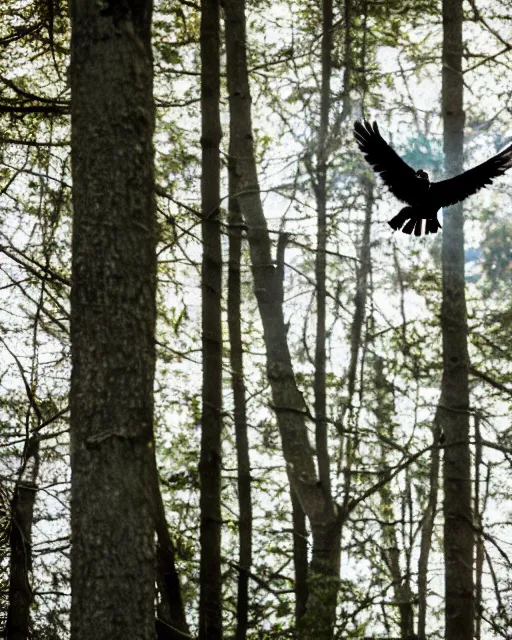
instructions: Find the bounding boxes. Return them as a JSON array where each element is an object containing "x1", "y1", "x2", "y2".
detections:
[
  {"x1": 69, "y1": 2, "x2": 157, "y2": 638},
  {"x1": 224, "y1": 0, "x2": 340, "y2": 637},
  {"x1": 199, "y1": 0, "x2": 223, "y2": 637},
  {"x1": 303, "y1": 522, "x2": 341, "y2": 639},
  {"x1": 227, "y1": 166, "x2": 252, "y2": 640},
  {"x1": 4, "y1": 437, "x2": 39, "y2": 640},
  {"x1": 440, "y1": 0, "x2": 474, "y2": 638}
]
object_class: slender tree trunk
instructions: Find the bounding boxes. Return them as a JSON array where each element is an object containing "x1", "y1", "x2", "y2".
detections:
[
  {"x1": 227, "y1": 169, "x2": 252, "y2": 640},
  {"x1": 199, "y1": 0, "x2": 223, "y2": 637},
  {"x1": 308, "y1": 5, "x2": 343, "y2": 633},
  {"x1": 474, "y1": 414, "x2": 483, "y2": 640},
  {"x1": 440, "y1": 1, "x2": 474, "y2": 638},
  {"x1": 68, "y1": 2, "x2": 157, "y2": 637},
  {"x1": 340, "y1": 179, "x2": 372, "y2": 433},
  {"x1": 291, "y1": 488, "x2": 308, "y2": 625},
  {"x1": 4, "y1": 437, "x2": 39, "y2": 640},
  {"x1": 224, "y1": 0, "x2": 340, "y2": 636},
  {"x1": 276, "y1": 233, "x2": 309, "y2": 629},
  {"x1": 0, "y1": 481, "x2": 9, "y2": 555},
  {"x1": 153, "y1": 465, "x2": 190, "y2": 640},
  {"x1": 314, "y1": 0, "x2": 333, "y2": 502},
  {"x1": 374, "y1": 357, "x2": 415, "y2": 640},
  {"x1": 341, "y1": 0, "x2": 352, "y2": 119},
  {"x1": 378, "y1": 484, "x2": 415, "y2": 640},
  {"x1": 339, "y1": 179, "x2": 372, "y2": 528},
  {"x1": 417, "y1": 415, "x2": 441, "y2": 640}
]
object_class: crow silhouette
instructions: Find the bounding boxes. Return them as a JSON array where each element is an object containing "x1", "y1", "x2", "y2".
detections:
[{"x1": 354, "y1": 120, "x2": 512, "y2": 236}]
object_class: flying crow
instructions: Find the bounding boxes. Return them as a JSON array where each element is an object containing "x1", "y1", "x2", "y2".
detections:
[{"x1": 354, "y1": 120, "x2": 512, "y2": 236}]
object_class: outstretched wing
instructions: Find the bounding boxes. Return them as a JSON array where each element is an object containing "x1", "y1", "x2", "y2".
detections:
[
  {"x1": 354, "y1": 120, "x2": 418, "y2": 204},
  {"x1": 430, "y1": 143, "x2": 512, "y2": 208}
]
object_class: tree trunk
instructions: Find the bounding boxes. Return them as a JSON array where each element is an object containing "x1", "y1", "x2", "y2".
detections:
[
  {"x1": 417, "y1": 415, "x2": 441, "y2": 640},
  {"x1": 291, "y1": 488, "x2": 308, "y2": 625},
  {"x1": 153, "y1": 464, "x2": 190, "y2": 640},
  {"x1": 308, "y1": 0, "x2": 340, "y2": 633},
  {"x1": 69, "y1": 2, "x2": 157, "y2": 638},
  {"x1": 199, "y1": 0, "x2": 223, "y2": 637},
  {"x1": 341, "y1": 0, "x2": 352, "y2": 120},
  {"x1": 340, "y1": 179, "x2": 372, "y2": 432},
  {"x1": 378, "y1": 485, "x2": 415, "y2": 640},
  {"x1": 314, "y1": 0, "x2": 333, "y2": 504},
  {"x1": 440, "y1": 0, "x2": 474, "y2": 638},
  {"x1": 227, "y1": 159, "x2": 252, "y2": 640},
  {"x1": 339, "y1": 179, "x2": 372, "y2": 525},
  {"x1": 4, "y1": 437, "x2": 39, "y2": 640},
  {"x1": 224, "y1": 0, "x2": 341, "y2": 636},
  {"x1": 474, "y1": 414, "x2": 483, "y2": 640},
  {"x1": 374, "y1": 357, "x2": 415, "y2": 640}
]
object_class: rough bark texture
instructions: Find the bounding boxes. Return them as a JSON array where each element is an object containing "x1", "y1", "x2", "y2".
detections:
[
  {"x1": 224, "y1": 0, "x2": 340, "y2": 637},
  {"x1": 440, "y1": 0, "x2": 474, "y2": 638},
  {"x1": 4, "y1": 437, "x2": 39, "y2": 640},
  {"x1": 69, "y1": 2, "x2": 157, "y2": 638},
  {"x1": 199, "y1": 0, "x2": 223, "y2": 637},
  {"x1": 227, "y1": 164, "x2": 252, "y2": 640}
]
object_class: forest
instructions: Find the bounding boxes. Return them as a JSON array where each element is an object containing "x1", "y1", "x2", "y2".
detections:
[{"x1": 0, "y1": 0, "x2": 511, "y2": 638}]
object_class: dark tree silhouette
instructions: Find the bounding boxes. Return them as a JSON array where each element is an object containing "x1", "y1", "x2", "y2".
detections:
[{"x1": 354, "y1": 120, "x2": 512, "y2": 236}]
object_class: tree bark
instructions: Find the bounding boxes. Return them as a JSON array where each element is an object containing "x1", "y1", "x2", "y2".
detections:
[
  {"x1": 224, "y1": 0, "x2": 340, "y2": 637},
  {"x1": 227, "y1": 158, "x2": 252, "y2": 640},
  {"x1": 69, "y1": 2, "x2": 157, "y2": 638},
  {"x1": 199, "y1": 0, "x2": 223, "y2": 637},
  {"x1": 4, "y1": 437, "x2": 39, "y2": 640},
  {"x1": 440, "y1": 0, "x2": 474, "y2": 638}
]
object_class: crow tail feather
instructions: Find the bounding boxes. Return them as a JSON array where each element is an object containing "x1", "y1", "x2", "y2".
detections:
[{"x1": 388, "y1": 208, "x2": 441, "y2": 236}]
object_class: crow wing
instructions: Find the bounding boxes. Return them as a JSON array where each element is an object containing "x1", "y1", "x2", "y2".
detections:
[
  {"x1": 430, "y1": 143, "x2": 512, "y2": 208},
  {"x1": 354, "y1": 120, "x2": 418, "y2": 204}
]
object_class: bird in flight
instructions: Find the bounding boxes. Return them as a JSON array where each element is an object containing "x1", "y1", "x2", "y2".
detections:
[{"x1": 354, "y1": 120, "x2": 512, "y2": 236}]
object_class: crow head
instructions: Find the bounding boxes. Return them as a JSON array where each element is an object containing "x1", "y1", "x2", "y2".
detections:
[{"x1": 415, "y1": 169, "x2": 430, "y2": 182}]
